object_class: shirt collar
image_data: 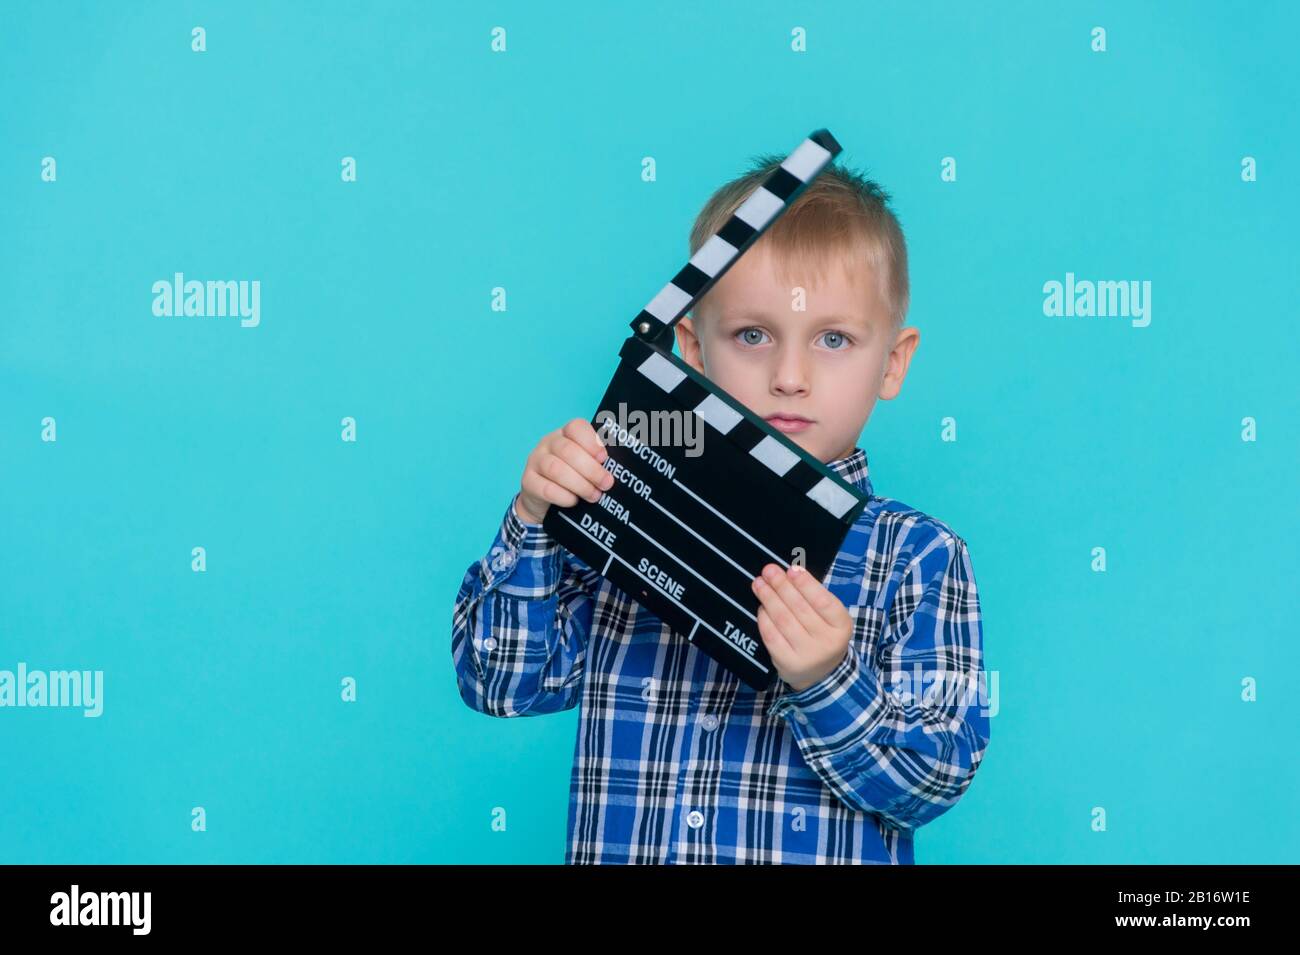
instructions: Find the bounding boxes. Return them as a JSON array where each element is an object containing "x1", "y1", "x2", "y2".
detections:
[{"x1": 827, "y1": 446, "x2": 872, "y2": 496}]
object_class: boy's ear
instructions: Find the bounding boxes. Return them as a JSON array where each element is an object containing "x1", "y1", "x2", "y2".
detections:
[
  {"x1": 675, "y1": 316, "x2": 705, "y2": 373},
  {"x1": 879, "y1": 326, "x2": 921, "y2": 400}
]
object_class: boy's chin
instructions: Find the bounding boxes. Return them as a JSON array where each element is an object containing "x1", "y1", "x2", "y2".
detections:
[{"x1": 778, "y1": 433, "x2": 820, "y2": 459}]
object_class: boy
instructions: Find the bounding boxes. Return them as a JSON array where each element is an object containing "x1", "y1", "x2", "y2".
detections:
[{"x1": 450, "y1": 154, "x2": 990, "y2": 864}]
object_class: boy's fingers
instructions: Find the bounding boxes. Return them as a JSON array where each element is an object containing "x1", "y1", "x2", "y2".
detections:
[
  {"x1": 787, "y1": 564, "x2": 851, "y2": 628},
  {"x1": 522, "y1": 472, "x2": 578, "y2": 510},
  {"x1": 762, "y1": 566, "x2": 826, "y2": 636},
  {"x1": 563, "y1": 418, "x2": 609, "y2": 464},
  {"x1": 752, "y1": 573, "x2": 810, "y2": 652},
  {"x1": 537, "y1": 452, "x2": 605, "y2": 504},
  {"x1": 755, "y1": 605, "x2": 795, "y2": 666},
  {"x1": 555, "y1": 436, "x2": 614, "y2": 497}
]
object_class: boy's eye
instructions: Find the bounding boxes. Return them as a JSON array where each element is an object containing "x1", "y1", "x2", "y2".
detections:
[{"x1": 734, "y1": 327, "x2": 852, "y2": 349}]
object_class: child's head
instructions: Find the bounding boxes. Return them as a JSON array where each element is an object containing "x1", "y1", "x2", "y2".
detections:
[{"x1": 674, "y1": 153, "x2": 920, "y2": 464}]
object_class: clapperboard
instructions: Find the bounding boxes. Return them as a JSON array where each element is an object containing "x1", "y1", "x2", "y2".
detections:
[{"x1": 542, "y1": 129, "x2": 870, "y2": 690}]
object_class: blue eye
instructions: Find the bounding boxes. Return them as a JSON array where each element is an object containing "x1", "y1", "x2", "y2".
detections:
[
  {"x1": 737, "y1": 327, "x2": 769, "y2": 346},
  {"x1": 821, "y1": 331, "x2": 849, "y2": 350}
]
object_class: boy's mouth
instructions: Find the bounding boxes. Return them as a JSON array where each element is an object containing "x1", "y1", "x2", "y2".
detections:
[{"x1": 764, "y1": 413, "x2": 814, "y2": 434}]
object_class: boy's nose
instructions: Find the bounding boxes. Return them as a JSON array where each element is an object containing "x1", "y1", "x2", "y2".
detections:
[{"x1": 771, "y1": 346, "x2": 810, "y2": 395}]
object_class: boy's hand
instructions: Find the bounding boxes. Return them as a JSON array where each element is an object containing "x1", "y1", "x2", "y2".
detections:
[
  {"x1": 752, "y1": 563, "x2": 853, "y2": 693},
  {"x1": 515, "y1": 418, "x2": 615, "y2": 524}
]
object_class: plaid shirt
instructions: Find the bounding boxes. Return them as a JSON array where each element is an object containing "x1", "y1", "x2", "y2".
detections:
[{"x1": 450, "y1": 447, "x2": 990, "y2": 864}]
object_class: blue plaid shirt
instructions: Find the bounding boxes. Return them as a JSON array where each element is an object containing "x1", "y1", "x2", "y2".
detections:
[{"x1": 450, "y1": 447, "x2": 990, "y2": 864}]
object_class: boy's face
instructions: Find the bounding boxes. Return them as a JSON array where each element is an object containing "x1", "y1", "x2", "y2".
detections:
[{"x1": 674, "y1": 242, "x2": 919, "y2": 464}]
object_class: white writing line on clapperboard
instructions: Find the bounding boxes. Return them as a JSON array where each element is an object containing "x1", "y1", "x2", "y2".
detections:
[
  {"x1": 600, "y1": 454, "x2": 761, "y2": 581},
  {"x1": 554, "y1": 511, "x2": 768, "y2": 672},
  {"x1": 668, "y1": 476, "x2": 789, "y2": 568},
  {"x1": 645, "y1": 495, "x2": 758, "y2": 580},
  {"x1": 601, "y1": 444, "x2": 786, "y2": 577},
  {"x1": 582, "y1": 457, "x2": 763, "y2": 623},
  {"x1": 599, "y1": 417, "x2": 788, "y2": 568},
  {"x1": 569, "y1": 504, "x2": 758, "y2": 626},
  {"x1": 623, "y1": 516, "x2": 756, "y2": 625}
]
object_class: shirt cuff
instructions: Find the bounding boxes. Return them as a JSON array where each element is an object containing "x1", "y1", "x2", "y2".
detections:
[
  {"x1": 480, "y1": 494, "x2": 564, "y2": 593},
  {"x1": 766, "y1": 646, "x2": 888, "y2": 744},
  {"x1": 502, "y1": 493, "x2": 561, "y2": 556}
]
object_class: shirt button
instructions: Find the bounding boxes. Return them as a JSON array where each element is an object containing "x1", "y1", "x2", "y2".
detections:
[
  {"x1": 482, "y1": 636, "x2": 497, "y2": 652},
  {"x1": 491, "y1": 548, "x2": 516, "y2": 572},
  {"x1": 700, "y1": 714, "x2": 718, "y2": 732},
  {"x1": 795, "y1": 710, "x2": 809, "y2": 725},
  {"x1": 686, "y1": 810, "x2": 704, "y2": 829}
]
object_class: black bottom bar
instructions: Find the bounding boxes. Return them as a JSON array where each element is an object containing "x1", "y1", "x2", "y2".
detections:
[{"x1": 0, "y1": 864, "x2": 1291, "y2": 939}]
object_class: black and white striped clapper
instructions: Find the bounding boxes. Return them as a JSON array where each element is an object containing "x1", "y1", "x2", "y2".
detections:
[{"x1": 541, "y1": 128, "x2": 870, "y2": 691}]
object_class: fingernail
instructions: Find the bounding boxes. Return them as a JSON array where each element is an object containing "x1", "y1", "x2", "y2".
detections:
[{"x1": 789, "y1": 564, "x2": 804, "y2": 575}]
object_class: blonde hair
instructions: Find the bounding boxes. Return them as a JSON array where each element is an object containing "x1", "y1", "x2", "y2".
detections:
[{"x1": 687, "y1": 153, "x2": 909, "y2": 333}]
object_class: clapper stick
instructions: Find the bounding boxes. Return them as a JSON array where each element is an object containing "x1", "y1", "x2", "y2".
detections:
[{"x1": 542, "y1": 128, "x2": 870, "y2": 690}]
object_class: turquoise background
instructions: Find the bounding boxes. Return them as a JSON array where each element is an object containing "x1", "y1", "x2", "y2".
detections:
[{"x1": 1, "y1": 1, "x2": 1296, "y2": 863}]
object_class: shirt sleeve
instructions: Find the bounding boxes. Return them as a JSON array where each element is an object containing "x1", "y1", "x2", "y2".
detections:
[
  {"x1": 765, "y1": 532, "x2": 991, "y2": 831},
  {"x1": 450, "y1": 493, "x2": 598, "y2": 717}
]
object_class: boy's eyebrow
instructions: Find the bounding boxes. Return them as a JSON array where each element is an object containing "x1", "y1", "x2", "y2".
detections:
[{"x1": 726, "y1": 308, "x2": 874, "y2": 331}]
